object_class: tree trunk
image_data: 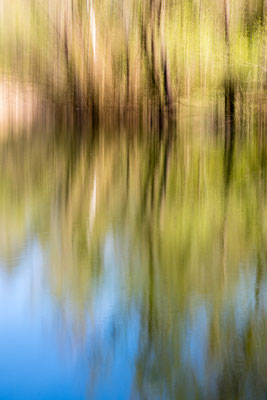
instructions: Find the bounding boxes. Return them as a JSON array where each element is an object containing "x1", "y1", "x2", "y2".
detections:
[{"x1": 224, "y1": 0, "x2": 235, "y2": 121}]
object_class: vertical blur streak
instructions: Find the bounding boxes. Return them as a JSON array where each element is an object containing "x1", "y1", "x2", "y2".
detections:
[
  {"x1": 89, "y1": 171, "x2": 97, "y2": 232},
  {"x1": 90, "y1": 0, "x2": 96, "y2": 63}
]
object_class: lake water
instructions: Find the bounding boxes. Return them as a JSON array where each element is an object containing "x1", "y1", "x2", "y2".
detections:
[{"x1": 0, "y1": 116, "x2": 266, "y2": 399}]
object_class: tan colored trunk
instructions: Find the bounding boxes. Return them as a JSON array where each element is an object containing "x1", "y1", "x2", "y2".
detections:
[{"x1": 224, "y1": 0, "x2": 230, "y2": 48}]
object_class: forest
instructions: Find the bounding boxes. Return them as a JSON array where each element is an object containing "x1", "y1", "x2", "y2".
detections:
[{"x1": 0, "y1": 0, "x2": 266, "y2": 121}]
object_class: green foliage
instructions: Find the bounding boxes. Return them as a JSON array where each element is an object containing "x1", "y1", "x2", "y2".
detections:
[{"x1": 0, "y1": 0, "x2": 265, "y2": 114}]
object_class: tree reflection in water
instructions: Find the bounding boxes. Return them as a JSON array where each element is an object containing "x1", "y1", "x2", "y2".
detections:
[{"x1": 0, "y1": 115, "x2": 266, "y2": 399}]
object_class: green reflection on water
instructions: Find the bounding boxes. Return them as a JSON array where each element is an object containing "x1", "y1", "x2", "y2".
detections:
[{"x1": 0, "y1": 117, "x2": 266, "y2": 399}]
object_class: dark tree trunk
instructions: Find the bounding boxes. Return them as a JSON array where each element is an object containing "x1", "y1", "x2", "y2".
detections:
[{"x1": 224, "y1": 0, "x2": 235, "y2": 122}]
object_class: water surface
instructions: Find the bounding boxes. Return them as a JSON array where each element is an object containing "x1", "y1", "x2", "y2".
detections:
[{"x1": 0, "y1": 118, "x2": 266, "y2": 399}]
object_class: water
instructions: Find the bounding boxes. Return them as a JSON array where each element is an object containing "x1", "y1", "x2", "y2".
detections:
[{"x1": 0, "y1": 117, "x2": 266, "y2": 399}]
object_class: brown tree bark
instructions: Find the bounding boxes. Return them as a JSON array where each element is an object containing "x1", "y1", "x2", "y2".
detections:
[{"x1": 224, "y1": 0, "x2": 235, "y2": 120}]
